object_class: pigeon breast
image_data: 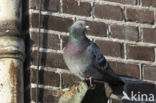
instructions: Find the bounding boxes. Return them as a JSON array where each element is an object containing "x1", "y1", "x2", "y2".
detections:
[{"x1": 63, "y1": 42, "x2": 103, "y2": 80}]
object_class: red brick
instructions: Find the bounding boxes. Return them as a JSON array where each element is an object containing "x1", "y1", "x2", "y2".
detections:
[
  {"x1": 30, "y1": 13, "x2": 73, "y2": 32},
  {"x1": 61, "y1": 73, "x2": 80, "y2": 88},
  {"x1": 29, "y1": 0, "x2": 58, "y2": 12},
  {"x1": 94, "y1": 4, "x2": 122, "y2": 21},
  {"x1": 31, "y1": 51, "x2": 68, "y2": 69},
  {"x1": 141, "y1": 0, "x2": 156, "y2": 7},
  {"x1": 86, "y1": 21, "x2": 107, "y2": 37},
  {"x1": 31, "y1": 88, "x2": 59, "y2": 103},
  {"x1": 95, "y1": 40, "x2": 122, "y2": 57},
  {"x1": 110, "y1": 24, "x2": 139, "y2": 41},
  {"x1": 104, "y1": 0, "x2": 137, "y2": 5},
  {"x1": 125, "y1": 8, "x2": 154, "y2": 24},
  {"x1": 126, "y1": 45, "x2": 155, "y2": 61},
  {"x1": 143, "y1": 65, "x2": 156, "y2": 81},
  {"x1": 31, "y1": 32, "x2": 60, "y2": 50},
  {"x1": 62, "y1": 0, "x2": 91, "y2": 16},
  {"x1": 142, "y1": 28, "x2": 156, "y2": 44},
  {"x1": 109, "y1": 61, "x2": 140, "y2": 78},
  {"x1": 30, "y1": 69, "x2": 60, "y2": 86}
]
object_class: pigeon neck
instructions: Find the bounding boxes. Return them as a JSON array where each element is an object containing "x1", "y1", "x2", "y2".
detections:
[{"x1": 69, "y1": 27, "x2": 85, "y2": 42}]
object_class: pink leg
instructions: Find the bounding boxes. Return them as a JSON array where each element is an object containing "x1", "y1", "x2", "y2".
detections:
[
  {"x1": 88, "y1": 77, "x2": 93, "y2": 86},
  {"x1": 85, "y1": 77, "x2": 94, "y2": 87}
]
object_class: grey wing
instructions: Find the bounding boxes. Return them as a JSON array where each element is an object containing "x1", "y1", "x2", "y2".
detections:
[{"x1": 90, "y1": 42, "x2": 124, "y2": 86}]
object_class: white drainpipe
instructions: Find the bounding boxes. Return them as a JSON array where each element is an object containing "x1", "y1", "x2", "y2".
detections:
[{"x1": 0, "y1": 0, "x2": 24, "y2": 103}]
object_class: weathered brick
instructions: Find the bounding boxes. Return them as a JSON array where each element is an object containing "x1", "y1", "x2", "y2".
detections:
[
  {"x1": 125, "y1": 8, "x2": 154, "y2": 24},
  {"x1": 61, "y1": 35, "x2": 69, "y2": 49},
  {"x1": 104, "y1": 0, "x2": 137, "y2": 5},
  {"x1": 30, "y1": 13, "x2": 73, "y2": 32},
  {"x1": 126, "y1": 45, "x2": 155, "y2": 61},
  {"x1": 94, "y1": 4, "x2": 122, "y2": 21},
  {"x1": 143, "y1": 65, "x2": 156, "y2": 81},
  {"x1": 62, "y1": 73, "x2": 81, "y2": 88},
  {"x1": 109, "y1": 61, "x2": 140, "y2": 78},
  {"x1": 142, "y1": 28, "x2": 156, "y2": 44},
  {"x1": 95, "y1": 40, "x2": 122, "y2": 57},
  {"x1": 86, "y1": 21, "x2": 107, "y2": 37},
  {"x1": 31, "y1": 32, "x2": 60, "y2": 50},
  {"x1": 31, "y1": 88, "x2": 59, "y2": 103},
  {"x1": 30, "y1": 68, "x2": 60, "y2": 86},
  {"x1": 110, "y1": 24, "x2": 139, "y2": 41},
  {"x1": 62, "y1": 0, "x2": 91, "y2": 16},
  {"x1": 29, "y1": 0, "x2": 58, "y2": 12},
  {"x1": 141, "y1": 0, "x2": 156, "y2": 7},
  {"x1": 27, "y1": 0, "x2": 156, "y2": 102},
  {"x1": 31, "y1": 51, "x2": 68, "y2": 69}
]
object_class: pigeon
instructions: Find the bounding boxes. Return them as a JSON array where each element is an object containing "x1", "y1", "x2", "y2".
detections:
[{"x1": 63, "y1": 21, "x2": 124, "y2": 87}]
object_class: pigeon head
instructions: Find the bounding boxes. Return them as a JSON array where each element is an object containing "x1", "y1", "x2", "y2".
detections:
[
  {"x1": 69, "y1": 21, "x2": 90, "y2": 42},
  {"x1": 71, "y1": 21, "x2": 90, "y2": 32}
]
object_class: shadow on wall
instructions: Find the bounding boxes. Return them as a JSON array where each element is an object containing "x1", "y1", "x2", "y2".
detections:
[
  {"x1": 34, "y1": 0, "x2": 52, "y2": 101},
  {"x1": 38, "y1": 15, "x2": 50, "y2": 102},
  {"x1": 24, "y1": 0, "x2": 51, "y2": 102},
  {"x1": 36, "y1": 1, "x2": 50, "y2": 102}
]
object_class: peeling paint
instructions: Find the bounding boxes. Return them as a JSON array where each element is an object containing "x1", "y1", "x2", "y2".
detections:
[
  {"x1": 0, "y1": 0, "x2": 22, "y2": 32},
  {"x1": 0, "y1": 36, "x2": 25, "y2": 53},
  {"x1": 15, "y1": 0, "x2": 22, "y2": 18},
  {"x1": 0, "y1": 0, "x2": 24, "y2": 103},
  {"x1": 0, "y1": 0, "x2": 21, "y2": 21},
  {"x1": 0, "y1": 59, "x2": 24, "y2": 103},
  {"x1": 0, "y1": 21, "x2": 22, "y2": 33},
  {"x1": 58, "y1": 82, "x2": 88, "y2": 103},
  {"x1": 9, "y1": 61, "x2": 19, "y2": 103}
]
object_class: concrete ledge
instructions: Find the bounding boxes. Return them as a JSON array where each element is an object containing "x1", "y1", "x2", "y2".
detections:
[{"x1": 58, "y1": 77, "x2": 156, "y2": 103}]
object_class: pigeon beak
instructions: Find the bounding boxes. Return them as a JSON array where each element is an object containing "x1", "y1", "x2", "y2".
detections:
[{"x1": 85, "y1": 25, "x2": 90, "y2": 30}]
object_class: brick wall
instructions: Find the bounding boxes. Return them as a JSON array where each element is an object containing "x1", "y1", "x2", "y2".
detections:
[{"x1": 24, "y1": 0, "x2": 156, "y2": 103}]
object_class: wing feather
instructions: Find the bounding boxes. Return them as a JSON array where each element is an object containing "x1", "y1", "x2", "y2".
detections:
[{"x1": 90, "y1": 42, "x2": 124, "y2": 85}]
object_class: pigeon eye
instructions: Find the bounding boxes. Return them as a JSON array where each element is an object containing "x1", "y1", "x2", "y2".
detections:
[{"x1": 80, "y1": 23, "x2": 83, "y2": 26}]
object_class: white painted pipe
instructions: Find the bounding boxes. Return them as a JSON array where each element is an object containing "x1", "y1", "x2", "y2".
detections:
[
  {"x1": 0, "y1": 0, "x2": 21, "y2": 21},
  {"x1": 0, "y1": 0, "x2": 24, "y2": 103}
]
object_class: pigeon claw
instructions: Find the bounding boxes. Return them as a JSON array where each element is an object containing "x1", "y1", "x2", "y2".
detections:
[{"x1": 85, "y1": 77, "x2": 95, "y2": 89}]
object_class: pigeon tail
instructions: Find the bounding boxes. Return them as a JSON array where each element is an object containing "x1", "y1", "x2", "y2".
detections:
[
  {"x1": 102, "y1": 66, "x2": 125, "y2": 94},
  {"x1": 104, "y1": 66, "x2": 124, "y2": 86}
]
